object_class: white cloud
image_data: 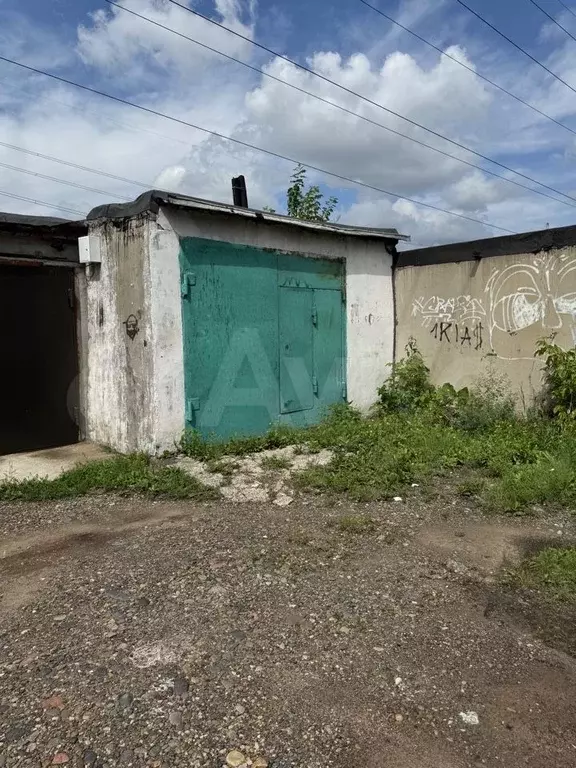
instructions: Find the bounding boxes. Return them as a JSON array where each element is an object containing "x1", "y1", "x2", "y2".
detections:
[
  {"x1": 76, "y1": 0, "x2": 256, "y2": 80},
  {"x1": 0, "y1": 0, "x2": 576, "y2": 247}
]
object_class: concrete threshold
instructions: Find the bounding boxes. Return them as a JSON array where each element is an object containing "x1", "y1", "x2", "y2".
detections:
[{"x1": 0, "y1": 442, "x2": 110, "y2": 482}]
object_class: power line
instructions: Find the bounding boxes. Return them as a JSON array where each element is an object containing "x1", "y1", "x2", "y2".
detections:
[
  {"x1": 556, "y1": 0, "x2": 576, "y2": 20},
  {"x1": 0, "y1": 140, "x2": 151, "y2": 189},
  {"x1": 0, "y1": 53, "x2": 516, "y2": 234},
  {"x1": 0, "y1": 160, "x2": 132, "y2": 200},
  {"x1": 454, "y1": 0, "x2": 576, "y2": 95},
  {"x1": 100, "y1": 1, "x2": 576, "y2": 210},
  {"x1": 527, "y1": 0, "x2": 576, "y2": 43},
  {"x1": 357, "y1": 0, "x2": 576, "y2": 138},
  {"x1": 0, "y1": 189, "x2": 85, "y2": 216},
  {"x1": 0, "y1": 74, "x2": 196, "y2": 152},
  {"x1": 163, "y1": 0, "x2": 576, "y2": 206}
]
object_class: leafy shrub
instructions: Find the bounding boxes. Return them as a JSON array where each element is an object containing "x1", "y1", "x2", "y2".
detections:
[
  {"x1": 379, "y1": 341, "x2": 515, "y2": 431},
  {"x1": 439, "y1": 373, "x2": 516, "y2": 432},
  {"x1": 536, "y1": 338, "x2": 576, "y2": 421},
  {"x1": 378, "y1": 338, "x2": 434, "y2": 412}
]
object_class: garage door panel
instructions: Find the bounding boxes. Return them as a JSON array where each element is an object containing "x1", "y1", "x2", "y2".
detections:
[{"x1": 279, "y1": 288, "x2": 314, "y2": 414}]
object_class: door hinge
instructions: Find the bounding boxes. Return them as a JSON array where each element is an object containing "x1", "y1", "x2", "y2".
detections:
[
  {"x1": 341, "y1": 380, "x2": 347, "y2": 400},
  {"x1": 311, "y1": 306, "x2": 318, "y2": 326},
  {"x1": 185, "y1": 397, "x2": 200, "y2": 421},
  {"x1": 312, "y1": 375, "x2": 319, "y2": 395},
  {"x1": 181, "y1": 272, "x2": 196, "y2": 298}
]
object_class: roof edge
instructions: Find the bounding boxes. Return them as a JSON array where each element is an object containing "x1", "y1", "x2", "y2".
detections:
[
  {"x1": 0, "y1": 212, "x2": 86, "y2": 238},
  {"x1": 397, "y1": 223, "x2": 576, "y2": 267},
  {"x1": 87, "y1": 190, "x2": 409, "y2": 242}
]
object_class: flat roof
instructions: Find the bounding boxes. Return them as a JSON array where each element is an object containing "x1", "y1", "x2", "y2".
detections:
[
  {"x1": 397, "y1": 222, "x2": 576, "y2": 267},
  {"x1": 87, "y1": 190, "x2": 409, "y2": 243},
  {"x1": 0, "y1": 212, "x2": 86, "y2": 238}
]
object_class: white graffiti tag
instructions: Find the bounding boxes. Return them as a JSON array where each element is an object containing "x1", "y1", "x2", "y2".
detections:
[
  {"x1": 411, "y1": 295, "x2": 486, "y2": 328},
  {"x1": 486, "y1": 253, "x2": 576, "y2": 359},
  {"x1": 411, "y1": 295, "x2": 485, "y2": 350}
]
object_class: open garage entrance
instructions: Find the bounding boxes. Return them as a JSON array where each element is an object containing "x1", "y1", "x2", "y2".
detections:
[{"x1": 0, "y1": 262, "x2": 79, "y2": 455}]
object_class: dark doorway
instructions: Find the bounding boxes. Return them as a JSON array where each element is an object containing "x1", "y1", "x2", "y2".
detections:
[{"x1": 0, "y1": 263, "x2": 79, "y2": 454}]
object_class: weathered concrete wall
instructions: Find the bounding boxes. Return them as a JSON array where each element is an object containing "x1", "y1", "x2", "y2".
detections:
[
  {"x1": 84, "y1": 207, "x2": 395, "y2": 453},
  {"x1": 395, "y1": 246, "x2": 576, "y2": 401},
  {"x1": 157, "y1": 207, "x2": 394, "y2": 413},
  {"x1": 84, "y1": 216, "x2": 155, "y2": 453},
  {"x1": 148, "y1": 225, "x2": 185, "y2": 453}
]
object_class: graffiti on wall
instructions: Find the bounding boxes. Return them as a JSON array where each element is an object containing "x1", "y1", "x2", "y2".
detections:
[
  {"x1": 411, "y1": 294, "x2": 485, "y2": 351},
  {"x1": 429, "y1": 320, "x2": 483, "y2": 350},
  {"x1": 411, "y1": 295, "x2": 485, "y2": 327},
  {"x1": 486, "y1": 253, "x2": 576, "y2": 359},
  {"x1": 411, "y1": 253, "x2": 576, "y2": 360},
  {"x1": 123, "y1": 313, "x2": 140, "y2": 340}
]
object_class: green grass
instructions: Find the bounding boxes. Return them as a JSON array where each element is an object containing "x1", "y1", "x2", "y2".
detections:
[
  {"x1": 179, "y1": 424, "x2": 301, "y2": 461},
  {"x1": 0, "y1": 454, "x2": 217, "y2": 502},
  {"x1": 178, "y1": 403, "x2": 576, "y2": 511},
  {"x1": 206, "y1": 459, "x2": 240, "y2": 475},
  {"x1": 457, "y1": 477, "x2": 486, "y2": 497},
  {"x1": 484, "y1": 451, "x2": 576, "y2": 512},
  {"x1": 260, "y1": 454, "x2": 292, "y2": 470},
  {"x1": 332, "y1": 514, "x2": 377, "y2": 534},
  {"x1": 505, "y1": 547, "x2": 576, "y2": 600}
]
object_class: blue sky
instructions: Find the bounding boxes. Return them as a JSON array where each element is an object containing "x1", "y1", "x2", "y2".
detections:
[{"x1": 1, "y1": 0, "x2": 576, "y2": 245}]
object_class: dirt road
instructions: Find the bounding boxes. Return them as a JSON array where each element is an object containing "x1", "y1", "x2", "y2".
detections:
[{"x1": 1, "y1": 487, "x2": 575, "y2": 768}]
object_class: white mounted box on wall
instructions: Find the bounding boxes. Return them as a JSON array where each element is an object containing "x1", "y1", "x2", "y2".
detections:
[{"x1": 78, "y1": 234, "x2": 102, "y2": 264}]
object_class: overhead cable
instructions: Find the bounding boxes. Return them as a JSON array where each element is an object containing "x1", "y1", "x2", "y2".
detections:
[
  {"x1": 0, "y1": 139, "x2": 151, "y2": 189},
  {"x1": 101, "y1": 0, "x2": 576, "y2": 210},
  {"x1": 0, "y1": 52, "x2": 516, "y2": 233},
  {"x1": 0, "y1": 189, "x2": 86, "y2": 216},
  {"x1": 0, "y1": 160, "x2": 132, "y2": 200},
  {"x1": 454, "y1": 0, "x2": 576, "y2": 96},
  {"x1": 160, "y1": 0, "x2": 576, "y2": 206},
  {"x1": 526, "y1": 0, "x2": 576, "y2": 43},
  {"x1": 357, "y1": 0, "x2": 576, "y2": 138}
]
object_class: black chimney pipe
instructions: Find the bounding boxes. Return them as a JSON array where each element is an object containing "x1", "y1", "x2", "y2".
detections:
[{"x1": 231, "y1": 175, "x2": 248, "y2": 208}]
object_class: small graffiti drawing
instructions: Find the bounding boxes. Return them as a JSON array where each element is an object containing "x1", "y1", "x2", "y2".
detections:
[
  {"x1": 124, "y1": 314, "x2": 140, "y2": 340},
  {"x1": 430, "y1": 321, "x2": 483, "y2": 350},
  {"x1": 486, "y1": 253, "x2": 576, "y2": 359},
  {"x1": 412, "y1": 295, "x2": 486, "y2": 328}
]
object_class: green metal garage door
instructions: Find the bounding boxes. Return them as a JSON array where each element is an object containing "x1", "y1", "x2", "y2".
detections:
[{"x1": 179, "y1": 237, "x2": 345, "y2": 441}]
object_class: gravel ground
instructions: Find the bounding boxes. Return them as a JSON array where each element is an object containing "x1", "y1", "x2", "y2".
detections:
[{"x1": 1, "y1": 482, "x2": 576, "y2": 768}]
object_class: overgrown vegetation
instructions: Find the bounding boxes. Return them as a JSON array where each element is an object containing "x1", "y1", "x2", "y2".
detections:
[
  {"x1": 377, "y1": 338, "x2": 516, "y2": 430},
  {"x1": 265, "y1": 164, "x2": 338, "y2": 222},
  {"x1": 6, "y1": 337, "x2": 574, "y2": 513},
  {"x1": 536, "y1": 338, "x2": 576, "y2": 422},
  {"x1": 505, "y1": 546, "x2": 576, "y2": 600},
  {"x1": 181, "y1": 338, "x2": 576, "y2": 512},
  {"x1": 260, "y1": 454, "x2": 292, "y2": 470},
  {"x1": 0, "y1": 454, "x2": 217, "y2": 502},
  {"x1": 286, "y1": 164, "x2": 338, "y2": 222},
  {"x1": 332, "y1": 514, "x2": 377, "y2": 535},
  {"x1": 180, "y1": 424, "x2": 301, "y2": 462},
  {"x1": 206, "y1": 459, "x2": 240, "y2": 475}
]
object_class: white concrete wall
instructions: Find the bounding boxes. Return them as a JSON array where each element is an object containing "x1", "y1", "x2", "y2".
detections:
[
  {"x1": 84, "y1": 207, "x2": 395, "y2": 454},
  {"x1": 346, "y1": 243, "x2": 394, "y2": 410},
  {"x1": 148, "y1": 226, "x2": 185, "y2": 452},
  {"x1": 158, "y1": 207, "x2": 394, "y2": 412},
  {"x1": 84, "y1": 217, "x2": 156, "y2": 453}
]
